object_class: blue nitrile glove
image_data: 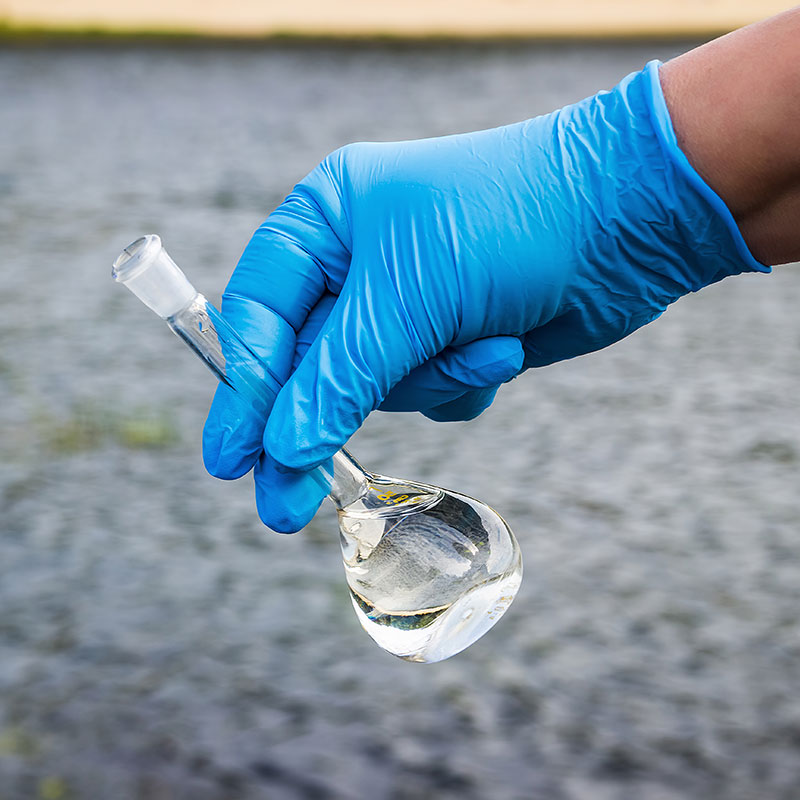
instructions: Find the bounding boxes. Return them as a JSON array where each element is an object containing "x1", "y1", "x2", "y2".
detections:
[{"x1": 203, "y1": 60, "x2": 769, "y2": 533}]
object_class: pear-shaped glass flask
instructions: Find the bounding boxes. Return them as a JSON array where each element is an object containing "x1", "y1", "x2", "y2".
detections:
[{"x1": 113, "y1": 235, "x2": 522, "y2": 663}]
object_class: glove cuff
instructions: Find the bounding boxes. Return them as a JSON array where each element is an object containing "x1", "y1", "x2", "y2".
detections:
[{"x1": 643, "y1": 59, "x2": 771, "y2": 276}]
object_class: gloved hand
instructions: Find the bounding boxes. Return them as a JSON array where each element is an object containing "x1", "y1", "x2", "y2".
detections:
[{"x1": 203, "y1": 60, "x2": 768, "y2": 532}]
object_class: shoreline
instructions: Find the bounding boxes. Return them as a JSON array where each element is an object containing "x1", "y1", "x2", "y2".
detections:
[{"x1": 0, "y1": 25, "x2": 716, "y2": 46}]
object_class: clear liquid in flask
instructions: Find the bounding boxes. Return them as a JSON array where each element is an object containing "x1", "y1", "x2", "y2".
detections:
[{"x1": 337, "y1": 476, "x2": 522, "y2": 663}]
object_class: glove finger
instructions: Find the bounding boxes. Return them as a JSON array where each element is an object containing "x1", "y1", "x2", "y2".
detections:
[
  {"x1": 250, "y1": 291, "x2": 337, "y2": 529},
  {"x1": 379, "y1": 335, "x2": 523, "y2": 413},
  {"x1": 265, "y1": 266, "x2": 428, "y2": 471},
  {"x1": 202, "y1": 295, "x2": 294, "y2": 479},
  {"x1": 522, "y1": 306, "x2": 664, "y2": 368},
  {"x1": 253, "y1": 451, "x2": 329, "y2": 533},
  {"x1": 422, "y1": 386, "x2": 501, "y2": 422},
  {"x1": 293, "y1": 292, "x2": 338, "y2": 371},
  {"x1": 203, "y1": 384, "x2": 269, "y2": 479},
  {"x1": 220, "y1": 295, "x2": 296, "y2": 377},
  {"x1": 223, "y1": 162, "x2": 353, "y2": 333}
]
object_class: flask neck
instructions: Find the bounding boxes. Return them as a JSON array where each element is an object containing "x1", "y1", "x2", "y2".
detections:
[
  {"x1": 167, "y1": 294, "x2": 283, "y2": 421},
  {"x1": 318, "y1": 451, "x2": 371, "y2": 510}
]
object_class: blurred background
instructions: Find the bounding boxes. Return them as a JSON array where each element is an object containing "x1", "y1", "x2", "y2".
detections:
[{"x1": 2, "y1": 3, "x2": 800, "y2": 799}]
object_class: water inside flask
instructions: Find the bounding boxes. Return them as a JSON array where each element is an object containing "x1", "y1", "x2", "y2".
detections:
[{"x1": 337, "y1": 472, "x2": 522, "y2": 662}]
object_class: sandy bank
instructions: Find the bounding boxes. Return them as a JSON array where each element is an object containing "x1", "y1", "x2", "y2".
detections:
[{"x1": 1, "y1": 0, "x2": 792, "y2": 39}]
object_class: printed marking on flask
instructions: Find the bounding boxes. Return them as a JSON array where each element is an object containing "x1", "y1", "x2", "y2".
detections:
[{"x1": 375, "y1": 489, "x2": 423, "y2": 506}]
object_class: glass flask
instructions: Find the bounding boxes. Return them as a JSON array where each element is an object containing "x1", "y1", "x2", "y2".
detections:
[{"x1": 113, "y1": 235, "x2": 522, "y2": 662}]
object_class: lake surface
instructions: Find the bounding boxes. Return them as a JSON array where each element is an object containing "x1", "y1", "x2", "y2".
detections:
[{"x1": 2, "y1": 38, "x2": 800, "y2": 800}]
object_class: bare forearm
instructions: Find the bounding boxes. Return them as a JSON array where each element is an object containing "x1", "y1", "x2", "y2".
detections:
[{"x1": 660, "y1": 6, "x2": 800, "y2": 266}]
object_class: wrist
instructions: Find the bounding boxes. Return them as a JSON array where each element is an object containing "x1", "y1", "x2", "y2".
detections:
[{"x1": 644, "y1": 60, "x2": 769, "y2": 276}]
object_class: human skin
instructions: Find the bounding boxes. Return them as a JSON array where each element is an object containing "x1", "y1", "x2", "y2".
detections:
[{"x1": 660, "y1": 5, "x2": 800, "y2": 266}]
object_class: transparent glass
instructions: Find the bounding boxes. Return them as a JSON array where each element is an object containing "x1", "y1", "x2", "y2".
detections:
[{"x1": 113, "y1": 235, "x2": 523, "y2": 662}]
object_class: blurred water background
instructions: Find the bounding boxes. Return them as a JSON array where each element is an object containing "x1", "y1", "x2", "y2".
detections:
[{"x1": 2, "y1": 37, "x2": 800, "y2": 800}]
